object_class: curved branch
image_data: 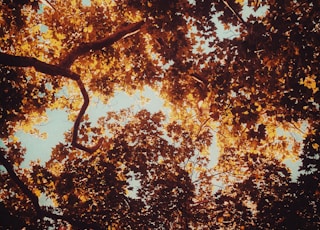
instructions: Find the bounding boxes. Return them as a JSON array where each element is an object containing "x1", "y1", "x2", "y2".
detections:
[
  {"x1": 0, "y1": 150, "x2": 42, "y2": 214},
  {"x1": 0, "y1": 52, "x2": 79, "y2": 80},
  {"x1": 0, "y1": 21, "x2": 144, "y2": 153},
  {"x1": 59, "y1": 20, "x2": 145, "y2": 68},
  {"x1": 72, "y1": 79, "x2": 104, "y2": 153},
  {"x1": 0, "y1": 19, "x2": 146, "y2": 230},
  {"x1": 0, "y1": 150, "x2": 104, "y2": 229},
  {"x1": 0, "y1": 52, "x2": 102, "y2": 153},
  {"x1": 0, "y1": 21, "x2": 145, "y2": 153}
]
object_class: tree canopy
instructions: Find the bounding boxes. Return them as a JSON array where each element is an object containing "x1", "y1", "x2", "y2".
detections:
[{"x1": 0, "y1": 0, "x2": 319, "y2": 229}]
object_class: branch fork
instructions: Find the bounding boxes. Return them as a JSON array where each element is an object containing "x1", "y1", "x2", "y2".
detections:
[
  {"x1": 0, "y1": 20, "x2": 144, "y2": 154},
  {"x1": 0, "y1": 20, "x2": 144, "y2": 227}
]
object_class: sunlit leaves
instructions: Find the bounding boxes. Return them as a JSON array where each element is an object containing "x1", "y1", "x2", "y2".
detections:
[
  {"x1": 83, "y1": 24, "x2": 93, "y2": 34},
  {"x1": 299, "y1": 74, "x2": 319, "y2": 94},
  {"x1": 235, "y1": 0, "x2": 245, "y2": 6},
  {"x1": 16, "y1": 111, "x2": 48, "y2": 138},
  {"x1": 0, "y1": 67, "x2": 25, "y2": 137},
  {"x1": 0, "y1": 67, "x2": 56, "y2": 138},
  {"x1": 0, "y1": 0, "x2": 319, "y2": 228}
]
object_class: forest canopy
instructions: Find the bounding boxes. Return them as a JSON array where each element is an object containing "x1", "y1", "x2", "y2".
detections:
[{"x1": 0, "y1": 0, "x2": 319, "y2": 229}]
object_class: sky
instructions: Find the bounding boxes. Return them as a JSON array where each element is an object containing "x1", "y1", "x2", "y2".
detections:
[
  {"x1": 0, "y1": 81, "x2": 302, "y2": 180},
  {"x1": 0, "y1": 86, "x2": 166, "y2": 167}
]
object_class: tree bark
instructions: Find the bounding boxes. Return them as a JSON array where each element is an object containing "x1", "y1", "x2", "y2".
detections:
[
  {"x1": 0, "y1": 150, "x2": 104, "y2": 229},
  {"x1": 59, "y1": 20, "x2": 144, "y2": 68},
  {"x1": 0, "y1": 52, "x2": 79, "y2": 80},
  {"x1": 0, "y1": 52, "x2": 101, "y2": 153}
]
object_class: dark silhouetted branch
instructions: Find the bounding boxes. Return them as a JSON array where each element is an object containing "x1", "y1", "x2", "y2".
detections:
[
  {"x1": 0, "y1": 149, "x2": 42, "y2": 214},
  {"x1": 0, "y1": 149, "x2": 104, "y2": 229},
  {"x1": 59, "y1": 20, "x2": 145, "y2": 68},
  {"x1": 222, "y1": 0, "x2": 248, "y2": 27},
  {"x1": 72, "y1": 79, "x2": 104, "y2": 153},
  {"x1": 0, "y1": 52, "x2": 79, "y2": 80},
  {"x1": 0, "y1": 21, "x2": 145, "y2": 153},
  {"x1": 0, "y1": 52, "x2": 102, "y2": 153}
]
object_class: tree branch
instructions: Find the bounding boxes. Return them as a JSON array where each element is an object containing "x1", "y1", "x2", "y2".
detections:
[
  {"x1": 222, "y1": 0, "x2": 248, "y2": 27},
  {"x1": 59, "y1": 20, "x2": 145, "y2": 68},
  {"x1": 0, "y1": 52, "x2": 79, "y2": 80},
  {"x1": 0, "y1": 150, "x2": 42, "y2": 214},
  {"x1": 0, "y1": 21, "x2": 145, "y2": 153},
  {"x1": 0, "y1": 150, "x2": 104, "y2": 229},
  {"x1": 0, "y1": 17, "x2": 147, "y2": 230},
  {"x1": 0, "y1": 52, "x2": 102, "y2": 153},
  {"x1": 72, "y1": 79, "x2": 104, "y2": 153},
  {"x1": 0, "y1": 21, "x2": 144, "y2": 153}
]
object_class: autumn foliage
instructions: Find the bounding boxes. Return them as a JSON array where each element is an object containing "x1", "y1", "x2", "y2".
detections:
[{"x1": 0, "y1": 0, "x2": 319, "y2": 229}]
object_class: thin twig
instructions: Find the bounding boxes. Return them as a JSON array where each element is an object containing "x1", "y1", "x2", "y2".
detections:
[{"x1": 222, "y1": 0, "x2": 248, "y2": 27}]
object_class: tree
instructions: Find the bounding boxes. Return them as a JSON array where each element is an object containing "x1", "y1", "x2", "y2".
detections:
[
  {"x1": 0, "y1": 0, "x2": 319, "y2": 229},
  {"x1": 291, "y1": 124, "x2": 320, "y2": 229}
]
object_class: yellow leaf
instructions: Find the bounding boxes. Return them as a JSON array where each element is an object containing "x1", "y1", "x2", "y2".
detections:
[
  {"x1": 63, "y1": 194, "x2": 69, "y2": 201},
  {"x1": 187, "y1": 93, "x2": 195, "y2": 101},
  {"x1": 42, "y1": 29, "x2": 53, "y2": 40},
  {"x1": 125, "y1": 61, "x2": 131, "y2": 71},
  {"x1": 312, "y1": 143, "x2": 319, "y2": 151},
  {"x1": 254, "y1": 102, "x2": 262, "y2": 112},
  {"x1": 52, "y1": 198, "x2": 59, "y2": 207},
  {"x1": 78, "y1": 194, "x2": 87, "y2": 202},
  {"x1": 22, "y1": 123, "x2": 33, "y2": 133},
  {"x1": 117, "y1": 173, "x2": 126, "y2": 181},
  {"x1": 71, "y1": 0, "x2": 77, "y2": 7},
  {"x1": 21, "y1": 43, "x2": 30, "y2": 51},
  {"x1": 195, "y1": 165, "x2": 204, "y2": 172},
  {"x1": 34, "y1": 188, "x2": 41, "y2": 198},
  {"x1": 49, "y1": 162, "x2": 64, "y2": 176},
  {"x1": 72, "y1": 98, "x2": 83, "y2": 110},
  {"x1": 300, "y1": 75, "x2": 318, "y2": 93},
  {"x1": 40, "y1": 132, "x2": 48, "y2": 139},
  {"x1": 235, "y1": 0, "x2": 244, "y2": 5},
  {"x1": 84, "y1": 24, "x2": 93, "y2": 33},
  {"x1": 56, "y1": 32, "x2": 66, "y2": 40},
  {"x1": 140, "y1": 95, "x2": 150, "y2": 105},
  {"x1": 200, "y1": 147, "x2": 210, "y2": 156},
  {"x1": 30, "y1": 25, "x2": 40, "y2": 34},
  {"x1": 11, "y1": 135, "x2": 19, "y2": 143},
  {"x1": 68, "y1": 112, "x2": 78, "y2": 121},
  {"x1": 186, "y1": 162, "x2": 193, "y2": 174},
  {"x1": 266, "y1": 125, "x2": 276, "y2": 139}
]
